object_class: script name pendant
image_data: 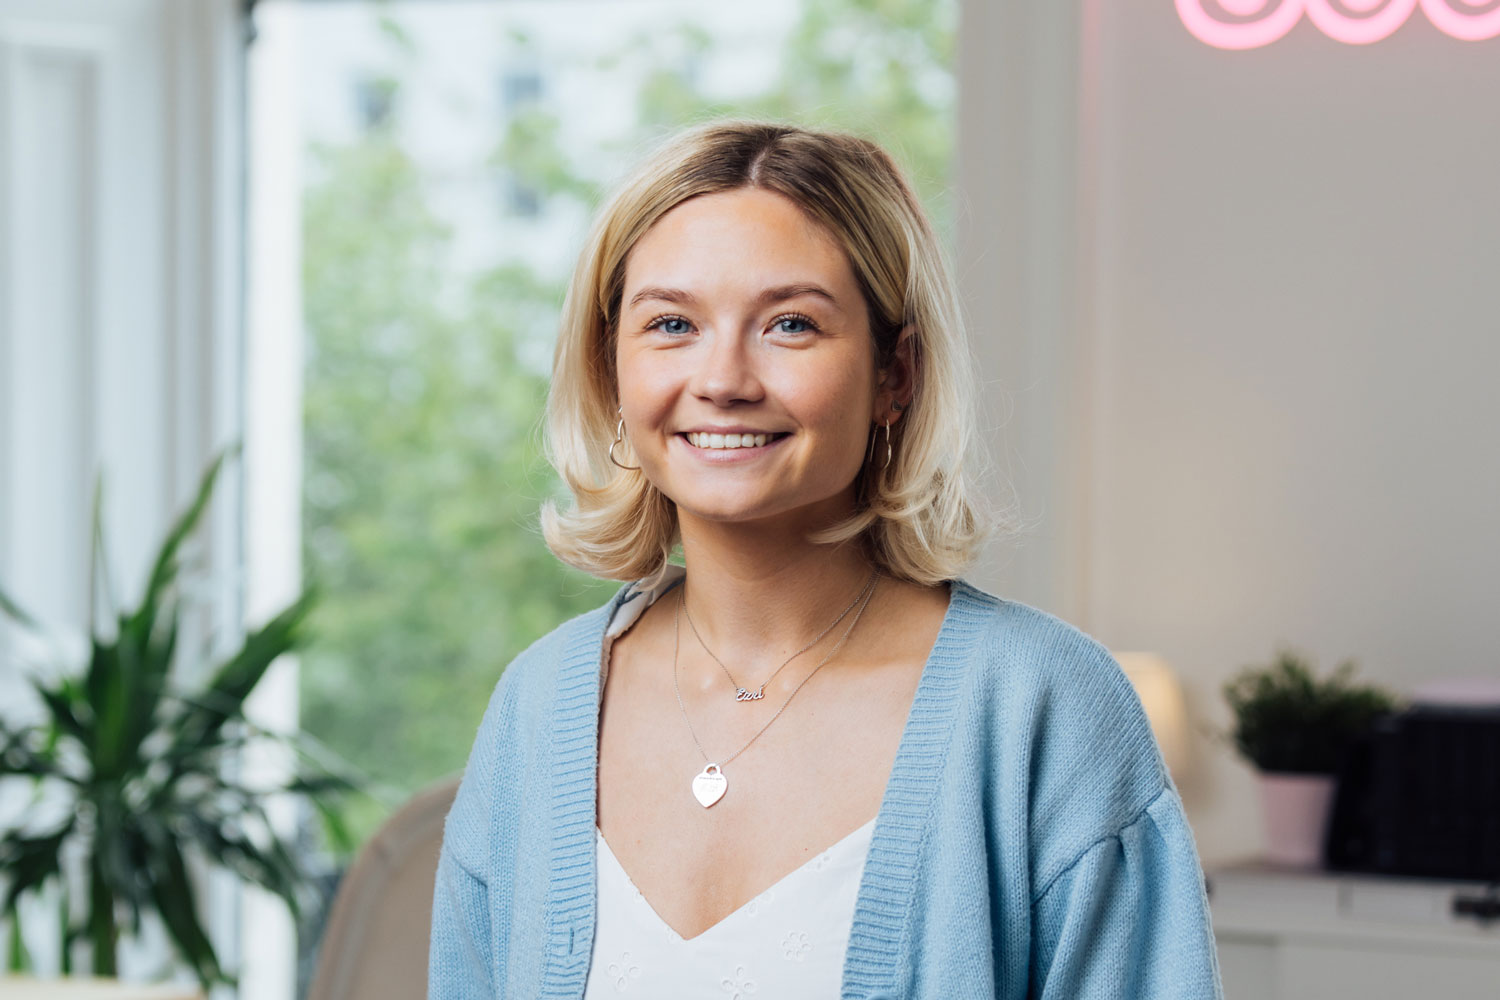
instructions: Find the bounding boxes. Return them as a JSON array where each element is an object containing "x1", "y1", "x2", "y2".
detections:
[
  {"x1": 691, "y1": 763, "x2": 728, "y2": 808},
  {"x1": 734, "y1": 687, "x2": 765, "y2": 702}
]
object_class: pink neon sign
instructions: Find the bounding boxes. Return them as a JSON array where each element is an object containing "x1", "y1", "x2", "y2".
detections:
[{"x1": 1176, "y1": 0, "x2": 1500, "y2": 48}]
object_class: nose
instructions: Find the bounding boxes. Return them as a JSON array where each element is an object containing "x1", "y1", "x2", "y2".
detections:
[{"x1": 687, "y1": 328, "x2": 764, "y2": 407}]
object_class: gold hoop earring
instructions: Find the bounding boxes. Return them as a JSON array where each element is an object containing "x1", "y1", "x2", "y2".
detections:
[
  {"x1": 609, "y1": 406, "x2": 641, "y2": 471},
  {"x1": 868, "y1": 420, "x2": 893, "y2": 471}
]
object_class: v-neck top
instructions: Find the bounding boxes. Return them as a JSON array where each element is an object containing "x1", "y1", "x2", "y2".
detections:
[
  {"x1": 586, "y1": 817, "x2": 875, "y2": 997},
  {"x1": 585, "y1": 565, "x2": 876, "y2": 997}
]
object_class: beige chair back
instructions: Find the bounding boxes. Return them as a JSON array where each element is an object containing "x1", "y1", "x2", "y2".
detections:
[{"x1": 306, "y1": 776, "x2": 460, "y2": 1000}]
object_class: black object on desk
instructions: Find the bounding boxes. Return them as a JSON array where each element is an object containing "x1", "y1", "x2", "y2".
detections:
[{"x1": 1325, "y1": 705, "x2": 1500, "y2": 883}]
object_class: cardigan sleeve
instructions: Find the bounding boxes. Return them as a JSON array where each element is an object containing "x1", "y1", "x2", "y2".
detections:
[
  {"x1": 429, "y1": 846, "x2": 494, "y2": 999},
  {"x1": 1028, "y1": 786, "x2": 1223, "y2": 999}
]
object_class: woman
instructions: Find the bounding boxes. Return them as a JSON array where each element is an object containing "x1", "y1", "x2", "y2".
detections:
[{"x1": 429, "y1": 121, "x2": 1222, "y2": 998}]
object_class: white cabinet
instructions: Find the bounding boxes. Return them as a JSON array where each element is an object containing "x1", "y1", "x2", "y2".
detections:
[{"x1": 1209, "y1": 863, "x2": 1500, "y2": 1000}]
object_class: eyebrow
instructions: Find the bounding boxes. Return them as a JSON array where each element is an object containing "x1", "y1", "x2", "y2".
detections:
[{"x1": 626, "y1": 283, "x2": 841, "y2": 311}]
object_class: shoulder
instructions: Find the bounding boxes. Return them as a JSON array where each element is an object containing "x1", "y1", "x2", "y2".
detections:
[
  {"x1": 945, "y1": 580, "x2": 1140, "y2": 720},
  {"x1": 945, "y1": 580, "x2": 1169, "y2": 882}
]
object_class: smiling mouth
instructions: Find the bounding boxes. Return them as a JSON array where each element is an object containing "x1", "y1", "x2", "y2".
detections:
[{"x1": 682, "y1": 431, "x2": 788, "y2": 450}]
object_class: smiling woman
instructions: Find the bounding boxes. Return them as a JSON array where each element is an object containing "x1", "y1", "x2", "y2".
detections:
[{"x1": 429, "y1": 121, "x2": 1225, "y2": 998}]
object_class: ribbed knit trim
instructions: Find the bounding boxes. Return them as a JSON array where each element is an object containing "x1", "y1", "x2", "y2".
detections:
[
  {"x1": 840, "y1": 579, "x2": 996, "y2": 997},
  {"x1": 538, "y1": 578, "x2": 995, "y2": 998},
  {"x1": 539, "y1": 586, "x2": 631, "y2": 997}
]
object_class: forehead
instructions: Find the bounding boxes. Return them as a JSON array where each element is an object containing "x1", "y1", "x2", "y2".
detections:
[{"x1": 621, "y1": 188, "x2": 858, "y2": 302}]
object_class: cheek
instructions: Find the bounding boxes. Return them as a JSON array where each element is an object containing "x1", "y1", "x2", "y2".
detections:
[
  {"x1": 786, "y1": 375, "x2": 876, "y2": 452},
  {"x1": 615, "y1": 350, "x2": 678, "y2": 416}
]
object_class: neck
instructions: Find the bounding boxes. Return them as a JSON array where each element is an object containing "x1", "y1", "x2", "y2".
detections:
[{"x1": 674, "y1": 507, "x2": 877, "y2": 678}]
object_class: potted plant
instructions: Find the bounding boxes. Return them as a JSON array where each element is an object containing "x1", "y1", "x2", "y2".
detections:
[
  {"x1": 1223, "y1": 649, "x2": 1396, "y2": 867},
  {"x1": 0, "y1": 452, "x2": 354, "y2": 988}
]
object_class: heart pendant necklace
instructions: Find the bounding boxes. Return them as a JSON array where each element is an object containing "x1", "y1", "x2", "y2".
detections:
[
  {"x1": 691, "y1": 764, "x2": 727, "y2": 808},
  {"x1": 671, "y1": 572, "x2": 879, "y2": 808}
]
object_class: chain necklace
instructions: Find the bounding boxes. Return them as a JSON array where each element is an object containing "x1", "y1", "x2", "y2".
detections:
[
  {"x1": 682, "y1": 569, "x2": 876, "y2": 703},
  {"x1": 674, "y1": 572, "x2": 879, "y2": 808}
]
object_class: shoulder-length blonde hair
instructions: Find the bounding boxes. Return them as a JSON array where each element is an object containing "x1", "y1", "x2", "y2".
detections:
[{"x1": 541, "y1": 120, "x2": 993, "y2": 587}]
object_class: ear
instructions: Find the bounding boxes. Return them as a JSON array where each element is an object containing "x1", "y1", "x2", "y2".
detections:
[{"x1": 873, "y1": 325, "x2": 917, "y2": 425}]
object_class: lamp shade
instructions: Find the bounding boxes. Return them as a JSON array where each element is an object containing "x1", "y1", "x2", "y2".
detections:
[{"x1": 1113, "y1": 652, "x2": 1190, "y2": 779}]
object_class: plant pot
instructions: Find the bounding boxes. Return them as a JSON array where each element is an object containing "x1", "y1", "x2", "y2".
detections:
[
  {"x1": 1257, "y1": 771, "x2": 1336, "y2": 867},
  {"x1": 0, "y1": 977, "x2": 202, "y2": 999}
]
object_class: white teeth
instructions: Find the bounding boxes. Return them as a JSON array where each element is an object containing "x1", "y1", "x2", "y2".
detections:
[{"x1": 687, "y1": 432, "x2": 775, "y2": 450}]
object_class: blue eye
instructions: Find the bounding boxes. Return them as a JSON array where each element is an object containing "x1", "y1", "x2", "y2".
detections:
[
  {"x1": 647, "y1": 315, "x2": 692, "y2": 335},
  {"x1": 773, "y1": 313, "x2": 817, "y2": 335}
]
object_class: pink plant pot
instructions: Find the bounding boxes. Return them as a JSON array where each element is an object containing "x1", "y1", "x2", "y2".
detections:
[{"x1": 1258, "y1": 771, "x2": 1336, "y2": 868}]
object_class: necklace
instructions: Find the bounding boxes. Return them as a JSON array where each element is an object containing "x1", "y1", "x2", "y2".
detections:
[
  {"x1": 682, "y1": 569, "x2": 876, "y2": 703},
  {"x1": 673, "y1": 572, "x2": 879, "y2": 808}
]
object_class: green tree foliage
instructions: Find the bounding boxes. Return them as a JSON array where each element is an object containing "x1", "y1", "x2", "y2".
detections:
[
  {"x1": 301, "y1": 133, "x2": 611, "y2": 844},
  {"x1": 300, "y1": 0, "x2": 956, "y2": 850}
]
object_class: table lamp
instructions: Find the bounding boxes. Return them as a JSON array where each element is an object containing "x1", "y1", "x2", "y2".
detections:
[{"x1": 1112, "y1": 652, "x2": 1190, "y2": 779}]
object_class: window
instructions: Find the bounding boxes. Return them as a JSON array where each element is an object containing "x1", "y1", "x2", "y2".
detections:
[
  {"x1": 352, "y1": 74, "x2": 398, "y2": 130},
  {"x1": 500, "y1": 68, "x2": 543, "y2": 110}
]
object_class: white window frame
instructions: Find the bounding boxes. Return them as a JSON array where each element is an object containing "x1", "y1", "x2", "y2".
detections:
[{"x1": 0, "y1": 0, "x2": 279, "y2": 989}]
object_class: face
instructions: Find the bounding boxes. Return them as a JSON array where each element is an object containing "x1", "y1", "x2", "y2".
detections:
[{"x1": 614, "y1": 187, "x2": 899, "y2": 530}]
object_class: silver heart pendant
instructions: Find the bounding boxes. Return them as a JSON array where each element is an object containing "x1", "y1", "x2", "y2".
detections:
[{"x1": 691, "y1": 764, "x2": 727, "y2": 808}]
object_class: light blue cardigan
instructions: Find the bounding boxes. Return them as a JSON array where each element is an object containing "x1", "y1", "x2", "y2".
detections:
[{"x1": 429, "y1": 579, "x2": 1224, "y2": 998}]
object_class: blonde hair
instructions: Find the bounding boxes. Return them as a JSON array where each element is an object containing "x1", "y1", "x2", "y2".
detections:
[{"x1": 541, "y1": 120, "x2": 993, "y2": 586}]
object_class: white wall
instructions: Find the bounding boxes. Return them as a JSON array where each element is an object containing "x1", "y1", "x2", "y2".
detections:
[{"x1": 960, "y1": 1, "x2": 1500, "y2": 862}]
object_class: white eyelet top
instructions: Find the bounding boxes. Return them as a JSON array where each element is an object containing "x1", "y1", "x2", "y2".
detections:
[{"x1": 584, "y1": 565, "x2": 876, "y2": 998}]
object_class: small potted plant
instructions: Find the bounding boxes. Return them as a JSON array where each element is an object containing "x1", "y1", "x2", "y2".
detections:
[
  {"x1": 0, "y1": 451, "x2": 355, "y2": 988},
  {"x1": 1223, "y1": 649, "x2": 1396, "y2": 867}
]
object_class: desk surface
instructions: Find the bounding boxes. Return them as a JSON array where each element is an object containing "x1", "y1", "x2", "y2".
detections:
[{"x1": 1207, "y1": 859, "x2": 1500, "y2": 951}]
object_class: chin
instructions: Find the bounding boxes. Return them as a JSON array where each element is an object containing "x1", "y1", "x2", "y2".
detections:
[
  {"x1": 671, "y1": 489, "x2": 858, "y2": 531},
  {"x1": 674, "y1": 499, "x2": 782, "y2": 525}
]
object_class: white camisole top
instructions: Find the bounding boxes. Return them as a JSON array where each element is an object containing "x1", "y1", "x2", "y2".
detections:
[{"x1": 583, "y1": 566, "x2": 876, "y2": 998}]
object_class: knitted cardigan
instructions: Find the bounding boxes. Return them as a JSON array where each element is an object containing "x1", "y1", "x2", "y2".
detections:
[{"x1": 428, "y1": 579, "x2": 1224, "y2": 998}]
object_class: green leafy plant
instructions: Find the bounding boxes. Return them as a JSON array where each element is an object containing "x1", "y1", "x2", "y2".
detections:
[
  {"x1": 0, "y1": 452, "x2": 353, "y2": 987},
  {"x1": 1223, "y1": 649, "x2": 1398, "y2": 774}
]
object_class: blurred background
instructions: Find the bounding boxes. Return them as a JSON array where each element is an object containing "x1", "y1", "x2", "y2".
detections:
[{"x1": 1, "y1": 0, "x2": 1497, "y2": 997}]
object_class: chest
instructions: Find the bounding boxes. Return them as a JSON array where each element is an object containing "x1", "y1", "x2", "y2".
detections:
[{"x1": 596, "y1": 641, "x2": 923, "y2": 941}]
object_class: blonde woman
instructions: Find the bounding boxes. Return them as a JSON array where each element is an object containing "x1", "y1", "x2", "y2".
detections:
[{"x1": 429, "y1": 121, "x2": 1222, "y2": 998}]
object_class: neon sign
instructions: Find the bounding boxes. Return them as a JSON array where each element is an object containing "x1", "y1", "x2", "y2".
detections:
[{"x1": 1176, "y1": 0, "x2": 1500, "y2": 48}]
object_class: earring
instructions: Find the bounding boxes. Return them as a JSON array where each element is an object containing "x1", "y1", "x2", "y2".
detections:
[
  {"x1": 868, "y1": 420, "x2": 893, "y2": 471},
  {"x1": 609, "y1": 406, "x2": 641, "y2": 471}
]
